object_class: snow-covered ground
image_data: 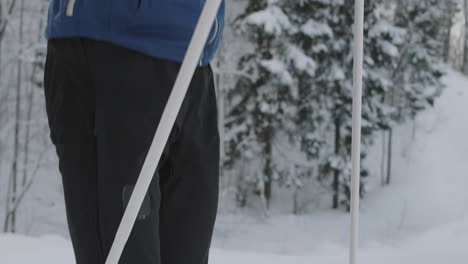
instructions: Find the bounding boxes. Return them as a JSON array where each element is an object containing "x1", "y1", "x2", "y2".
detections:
[
  {"x1": 1, "y1": 69, "x2": 467, "y2": 263},
  {"x1": 1, "y1": 218, "x2": 468, "y2": 264}
]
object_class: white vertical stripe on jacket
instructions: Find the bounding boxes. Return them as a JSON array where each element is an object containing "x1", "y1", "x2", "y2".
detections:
[{"x1": 66, "y1": 0, "x2": 76, "y2": 16}]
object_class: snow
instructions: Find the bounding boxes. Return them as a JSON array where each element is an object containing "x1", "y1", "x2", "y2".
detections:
[
  {"x1": 244, "y1": 5, "x2": 293, "y2": 36},
  {"x1": 1, "y1": 218, "x2": 467, "y2": 264},
  {"x1": 259, "y1": 59, "x2": 294, "y2": 85},
  {"x1": 378, "y1": 40, "x2": 400, "y2": 57},
  {"x1": 329, "y1": 63, "x2": 346, "y2": 80},
  {"x1": 368, "y1": 20, "x2": 406, "y2": 45},
  {"x1": 1, "y1": 69, "x2": 467, "y2": 263},
  {"x1": 301, "y1": 19, "x2": 334, "y2": 38},
  {"x1": 368, "y1": 20, "x2": 406, "y2": 58},
  {"x1": 364, "y1": 69, "x2": 468, "y2": 230},
  {"x1": 287, "y1": 44, "x2": 317, "y2": 76}
]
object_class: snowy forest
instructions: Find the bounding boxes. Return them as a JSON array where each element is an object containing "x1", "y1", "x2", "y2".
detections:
[{"x1": 1, "y1": 0, "x2": 468, "y2": 263}]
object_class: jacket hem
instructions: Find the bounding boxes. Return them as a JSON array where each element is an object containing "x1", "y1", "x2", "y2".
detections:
[{"x1": 45, "y1": 17, "x2": 212, "y2": 66}]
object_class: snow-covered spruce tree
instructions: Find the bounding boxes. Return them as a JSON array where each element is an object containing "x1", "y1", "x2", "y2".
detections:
[
  {"x1": 437, "y1": 0, "x2": 459, "y2": 63},
  {"x1": 392, "y1": 0, "x2": 445, "y2": 122},
  {"x1": 296, "y1": 0, "x2": 404, "y2": 209},
  {"x1": 226, "y1": 0, "x2": 326, "y2": 210},
  {"x1": 284, "y1": 0, "x2": 355, "y2": 210},
  {"x1": 379, "y1": 0, "x2": 445, "y2": 186},
  {"x1": 226, "y1": 0, "x2": 297, "y2": 208},
  {"x1": 228, "y1": 0, "x2": 404, "y2": 211}
]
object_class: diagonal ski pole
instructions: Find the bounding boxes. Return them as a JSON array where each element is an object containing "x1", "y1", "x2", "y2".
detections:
[
  {"x1": 350, "y1": 0, "x2": 365, "y2": 264},
  {"x1": 105, "y1": 1, "x2": 222, "y2": 263}
]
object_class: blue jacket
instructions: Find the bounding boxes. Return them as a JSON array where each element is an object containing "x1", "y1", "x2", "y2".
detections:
[{"x1": 45, "y1": 0, "x2": 225, "y2": 65}]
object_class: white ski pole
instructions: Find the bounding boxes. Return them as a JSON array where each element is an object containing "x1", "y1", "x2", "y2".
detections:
[
  {"x1": 105, "y1": 1, "x2": 222, "y2": 263},
  {"x1": 350, "y1": 0, "x2": 365, "y2": 264}
]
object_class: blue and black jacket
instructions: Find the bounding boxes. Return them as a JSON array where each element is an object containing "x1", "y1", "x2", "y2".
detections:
[{"x1": 45, "y1": 0, "x2": 225, "y2": 65}]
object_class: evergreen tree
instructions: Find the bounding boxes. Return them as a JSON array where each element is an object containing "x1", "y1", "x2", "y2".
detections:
[
  {"x1": 227, "y1": 0, "x2": 445, "y2": 211},
  {"x1": 227, "y1": 0, "x2": 298, "y2": 208},
  {"x1": 393, "y1": 0, "x2": 445, "y2": 122},
  {"x1": 290, "y1": 0, "x2": 406, "y2": 209}
]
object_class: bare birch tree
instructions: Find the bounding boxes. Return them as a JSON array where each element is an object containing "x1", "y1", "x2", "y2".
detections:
[{"x1": 3, "y1": 0, "x2": 49, "y2": 233}]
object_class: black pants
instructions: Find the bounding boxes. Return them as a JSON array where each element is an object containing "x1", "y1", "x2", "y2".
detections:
[{"x1": 43, "y1": 38, "x2": 220, "y2": 264}]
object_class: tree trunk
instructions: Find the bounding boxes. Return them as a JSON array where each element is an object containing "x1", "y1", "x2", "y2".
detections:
[
  {"x1": 263, "y1": 139, "x2": 272, "y2": 207},
  {"x1": 464, "y1": 0, "x2": 468, "y2": 74},
  {"x1": 258, "y1": 117, "x2": 273, "y2": 208},
  {"x1": 22, "y1": 0, "x2": 48, "y2": 187},
  {"x1": 3, "y1": 172, "x2": 12, "y2": 232},
  {"x1": 386, "y1": 128, "x2": 393, "y2": 185},
  {"x1": 332, "y1": 118, "x2": 341, "y2": 209},
  {"x1": 443, "y1": 1, "x2": 455, "y2": 63},
  {"x1": 0, "y1": 0, "x2": 17, "y2": 43},
  {"x1": 293, "y1": 187, "x2": 299, "y2": 215},
  {"x1": 6, "y1": 0, "x2": 25, "y2": 233},
  {"x1": 6, "y1": 53, "x2": 22, "y2": 233},
  {"x1": 22, "y1": 86, "x2": 33, "y2": 187},
  {"x1": 236, "y1": 159, "x2": 248, "y2": 208},
  {"x1": 381, "y1": 131, "x2": 387, "y2": 186}
]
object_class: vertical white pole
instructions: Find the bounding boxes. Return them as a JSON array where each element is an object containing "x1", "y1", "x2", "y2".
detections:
[
  {"x1": 104, "y1": 1, "x2": 222, "y2": 263},
  {"x1": 350, "y1": 0, "x2": 365, "y2": 264}
]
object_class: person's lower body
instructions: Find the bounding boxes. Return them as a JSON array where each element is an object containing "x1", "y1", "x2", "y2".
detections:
[{"x1": 43, "y1": 37, "x2": 220, "y2": 264}]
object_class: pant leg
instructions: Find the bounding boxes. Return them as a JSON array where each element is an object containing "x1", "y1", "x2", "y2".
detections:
[
  {"x1": 89, "y1": 39, "x2": 220, "y2": 263},
  {"x1": 43, "y1": 38, "x2": 104, "y2": 264},
  {"x1": 159, "y1": 64, "x2": 220, "y2": 264},
  {"x1": 86, "y1": 38, "x2": 189, "y2": 264}
]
